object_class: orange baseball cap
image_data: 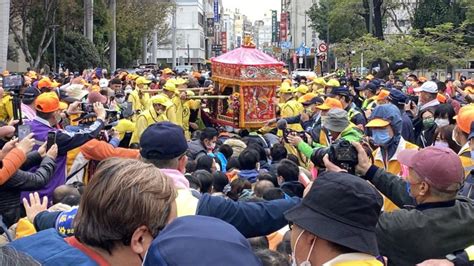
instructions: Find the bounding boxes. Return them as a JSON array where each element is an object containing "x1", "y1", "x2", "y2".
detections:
[
  {"x1": 437, "y1": 93, "x2": 447, "y2": 103},
  {"x1": 316, "y1": 98, "x2": 343, "y2": 110},
  {"x1": 366, "y1": 118, "x2": 390, "y2": 128},
  {"x1": 455, "y1": 104, "x2": 474, "y2": 134},
  {"x1": 35, "y1": 92, "x2": 68, "y2": 113},
  {"x1": 38, "y1": 78, "x2": 53, "y2": 89},
  {"x1": 376, "y1": 89, "x2": 390, "y2": 101}
]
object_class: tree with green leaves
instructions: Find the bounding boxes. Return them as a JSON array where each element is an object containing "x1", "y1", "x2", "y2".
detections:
[
  {"x1": 413, "y1": 0, "x2": 467, "y2": 30},
  {"x1": 9, "y1": 0, "x2": 59, "y2": 70},
  {"x1": 56, "y1": 32, "x2": 101, "y2": 72}
]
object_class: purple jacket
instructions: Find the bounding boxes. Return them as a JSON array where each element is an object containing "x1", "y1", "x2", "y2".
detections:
[{"x1": 22, "y1": 117, "x2": 104, "y2": 203}]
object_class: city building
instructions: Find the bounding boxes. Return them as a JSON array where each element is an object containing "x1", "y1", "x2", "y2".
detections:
[
  {"x1": 282, "y1": 0, "x2": 319, "y2": 50},
  {"x1": 222, "y1": 8, "x2": 236, "y2": 51},
  {"x1": 255, "y1": 10, "x2": 273, "y2": 50},
  {"x1": 384, "y1": 0, "x2": 417, "y2": 36}
]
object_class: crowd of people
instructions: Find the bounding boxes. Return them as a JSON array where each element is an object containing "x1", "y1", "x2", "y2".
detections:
[{"x1": 0, "y1": 66, "x2": 473, "y2": 265}]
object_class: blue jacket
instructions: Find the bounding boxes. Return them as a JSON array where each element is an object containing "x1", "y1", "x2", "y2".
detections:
[
  {"x1": 9, "y1": 229, "x2": 97, "y2": 266},
  {"x1": 197, "y1": 193, "x2": 300, "y2": 238},
  {"x1": 34, "y1": 194, "x2": 301, "y2": 239}
]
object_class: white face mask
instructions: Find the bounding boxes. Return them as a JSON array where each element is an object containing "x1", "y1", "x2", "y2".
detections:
[
  {"x1": 206, "y1": 142, "x2": 216, "y2": 151},
  {"x1": 434, "y1": 118, "x2": 449, "y2": 128},
  {"x1": 291, "y1": 229, "x2": 315, "y2": 266},
  {"x1": 434, "y1": 141, "x2": 449, "y2": 149},
  {"x1": 116, "y1": 96, "x2": 125, "y2": 103}
]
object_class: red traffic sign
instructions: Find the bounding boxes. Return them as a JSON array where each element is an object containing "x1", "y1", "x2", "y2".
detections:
[{"x1": 318, "y1": 43, "x2": 328, "y2": 53}]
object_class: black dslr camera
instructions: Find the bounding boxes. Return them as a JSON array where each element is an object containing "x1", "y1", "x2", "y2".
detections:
[
  {"x1": 310, "y1": 139, "x2": 359, "y2": 174},
  {"x1": 283, "y1": 129, "x2": 308, "y2": 143}
]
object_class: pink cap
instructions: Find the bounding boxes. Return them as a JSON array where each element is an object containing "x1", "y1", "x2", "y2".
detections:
[
  {"x1": 398, "y1": 146, "x2": 463, "y2": 191},
  {"x1": 87, "y1": 91, "x2": 107, "y2": 104}
]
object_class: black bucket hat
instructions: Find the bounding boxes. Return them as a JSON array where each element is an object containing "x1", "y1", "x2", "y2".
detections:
[{"x1": 284, "y1": 171, "x2": 383, "y2": 256}]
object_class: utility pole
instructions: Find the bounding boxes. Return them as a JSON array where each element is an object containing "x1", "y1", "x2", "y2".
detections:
[
  {"x1": 84, "y1": 0, "x2": 93, "y2": 42},
  {"x1": 110, "y1": 0, "x2": 116, "y2": 71},
  {"x1": 172, "y1": 3, "x2": 177, "y2": 69},
  {"x1": 326, "y1": 1, "x2": 330, "y2": 74},
  {"x1": 304, "y1": 12, "x2": 307, "y2": 69},
  {"x1": 368, "y1": 0, "x2": 374, "y2": 35},
  {"x1": 151, "y1": 30, "x2": 157, "y2": 64}
]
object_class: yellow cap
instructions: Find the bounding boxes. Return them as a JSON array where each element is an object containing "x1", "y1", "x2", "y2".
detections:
[
  {"x1": 298, "y1": 93, "x2": 317, "y2": 103},
  {"x1": 326, "y1": 79, "x2": 340, "y2": 87},
  {"x1": 174, "y1": 78, "x2": 188, "y2": 86},
  {"x1": 366, "y1": 118, "x2": 390, "y2": 128},
  {"x1": 151, "y1": 94, "x2": 173, "y2": 108},
  {"x1": 162, "y1": 68, "x2": 174, "y2": 75},
  {"x1": 279, "y1": 84, "x2": 295, "y2": 94},
  {"x1": 186, "y1": 90, "x2": 195, "y2": 97},
  {"x1": 313, "y1": 77, "x2": 326, "y2": 86},
  {"x1": 163, "y1": 81, "x2": 177, "y2": 93},
  {"x1": 136, "y1": 77, "x2": 152, "y2": 85},
  {"x1": 297, "y1": 85, "x2": 309, "y2": 94}
]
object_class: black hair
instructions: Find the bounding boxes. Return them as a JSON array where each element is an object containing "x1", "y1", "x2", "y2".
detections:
[
  {"x1": 247, "y1": 143, "x2": 267, "y2": 162},
  {"x1": 35, "y1": 110, "x2": 55, "y2": 120},
  {"x1": 196, "y1": 155, "x2": 214, "y2": 173},
  {"x1": 437, "y1": 81, "x2": 446, "y2": 93},
  {"x1": 226, "y1": 178, "x2": 252, "y2": 201},
  {"x1": 247, "y1": 236, "x2": 269, "y2": 251},
  {"x1": 407, "y1": 74, "x2": 418, "y2": 81},
  {"x1": 254, "y1": 249, "x2": 290, "y2": 266},
  {"x1": 226, "y1": 157, "x2": 241, "y2": 171},
  {"x1": 192, "y1": 170, "x2": 213, "y2": 193},
  {"x1": 200, "y1": 127, "x2": 218, "y2": 141},
  {"x1": 434, "y1": 104, "x2": 456, "y2": 125},
  {"x1": 185, "y1": 160, "x2": 197, "y2": 174},
  {"x1": 238, "y1": 149, "x2": 260, "y2": 170},
  {"x1": 61, "y1": 194, "x2": 82, "y2": 206},
  {"x1": 263, "y1": 188, "x2": 286, "y2": 201},
  {"x1": 218, "y1": 144, "x2": 233, "y2": 159},
  {"x1": 257, "y1": 173, "x2": 279, "y2": 187},
  {"x1": 212, "y1": 171, "x2": 229, "y2": 193},
  {"x1": 110, "y1": 78, "x2": 122, "y2": 85},
  {"x1": 270, "y1": 143, "x2": 287, "y2": 162},
  {"x1": 185, "y1": 173, "x2": 202, "y2": 191},
  {"x1": 286, "y1": 154, "x2": 300, "y2": 166},
  {"x1": 277, "y1": 159, "x2": 299, "y2": 182}
]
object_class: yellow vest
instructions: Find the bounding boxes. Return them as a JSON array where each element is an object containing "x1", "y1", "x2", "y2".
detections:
[
  {"x1": 373, "y1": 138, "x2": 418, "y2": 212},
  {"x1": 0, "y1": 94, "x2": 13, "y2": 122}
]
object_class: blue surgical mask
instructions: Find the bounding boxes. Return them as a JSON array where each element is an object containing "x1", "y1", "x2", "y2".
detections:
[{"x1": 372, "y1": 129, "x2": 392, "y2": 145}]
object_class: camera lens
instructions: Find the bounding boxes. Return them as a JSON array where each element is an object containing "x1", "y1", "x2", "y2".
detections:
[{"x1": 310, "y1": 147, "x2": 330, "y2": 168}]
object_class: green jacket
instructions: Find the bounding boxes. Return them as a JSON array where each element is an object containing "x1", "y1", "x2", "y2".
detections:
[{"x1": 297, "y1": 124, "x2": 363, "y2": 158}]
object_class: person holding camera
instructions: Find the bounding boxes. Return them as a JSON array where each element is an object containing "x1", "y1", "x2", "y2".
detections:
[
  {"x1": 287, "y1": 108, "x2": 363, "y2": 160},
  {"x1": 365, "y1": 103, "x2": 418, "y2": 212},
  {"x1": 324, "y1": 142, "x2": 474, "y2": 265},
  {"x1": 24, "y1": 92, "x2": 106, "y2": 201}
]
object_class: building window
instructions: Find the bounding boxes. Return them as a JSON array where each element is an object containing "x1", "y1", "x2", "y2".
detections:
[
  {"x1": 200, "y1": 34, "x2": 205, "y2": 49},
  {"x1": 198, "y1": 12, "x2": 204, "y2": 26}
]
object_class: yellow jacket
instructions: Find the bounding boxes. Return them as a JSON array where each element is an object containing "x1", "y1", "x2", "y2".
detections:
[
  {"x1": 128, "y1": 89, "x2": 150, "y2": 113},
  {"x1": 280, "y1": 99, "x2": 304, "y2": 132},
  {"x1": 458, "y1": 143, "x2": 473, "y2": 177},
  {"x1": 131, "y1": 108, "x2": 168, "y2": 144},
  {"x1": 171, "y1": 95, "x2": 183, "y2": 127},
  {"x1": 373, "y1": 138, "x2": 418, "y2": 212},
  {"x1": 0, "y1": 94, "x2": 13, "y2": 122}
]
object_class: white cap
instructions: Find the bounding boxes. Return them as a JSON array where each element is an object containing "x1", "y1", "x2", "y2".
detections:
[
  {"x1": 414, "y1": 81, "x2": 438, "y2": 93},
  {"x1": 99, "y1": 78, "x2": 109, "y2": 88}
]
